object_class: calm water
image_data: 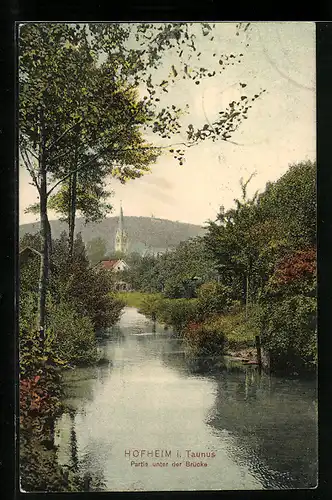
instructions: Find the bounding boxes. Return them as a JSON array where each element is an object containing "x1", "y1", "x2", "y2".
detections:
[{"x1": 55, "y1": 307, "x2": 318, "y2": 491}]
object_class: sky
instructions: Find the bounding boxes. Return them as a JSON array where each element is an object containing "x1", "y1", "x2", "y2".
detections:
[{"x1": 19, "y1": 22, "x2": 315, "y2": 227}]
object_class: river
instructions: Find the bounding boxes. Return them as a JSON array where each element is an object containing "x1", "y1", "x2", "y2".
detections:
[{"x1": 54, "y1": 307, "x2": 318, "y2": 491}]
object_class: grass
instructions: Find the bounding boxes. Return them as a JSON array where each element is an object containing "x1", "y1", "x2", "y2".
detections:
[
  {"x1": 115, "y1": 291, "x2": 161, "y2": 309},
  {"x1": 207, "y1": 307, "x2": 260, "y2": 350}
]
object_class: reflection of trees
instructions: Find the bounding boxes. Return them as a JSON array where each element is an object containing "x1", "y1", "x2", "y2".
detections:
[
  {"x1": 160, "y1": 349, "x2": 189, "y2": 374},
  {"x1": 60, "y1": 409, "x2": 107, "y2": 491},
  {"x1": 62, "y1": 367, "x2": 99, "y2": 406},
  {"x1": 100, "y1": 324, "x2": 127, "y2": 343},
  {"x1": 77, "y1": 447, "x2": 107, "y2": 491},
  {"x1": 156, "y1": 339, "x2": 318, "y2": 489},
  {"x1": 206, "y1": 370, "x2": 318, "y2": 489}
]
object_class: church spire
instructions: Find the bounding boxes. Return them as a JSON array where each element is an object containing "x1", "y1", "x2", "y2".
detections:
[
  {"x1": 115, "y1": 202, "x2": 128, "y2": 254},
  {"x1": 119, "y1": 201, "x2": 124, "y2": 232}
]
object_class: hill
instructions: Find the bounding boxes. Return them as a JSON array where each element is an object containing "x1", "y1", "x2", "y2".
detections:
[{"x1": 19, "y1": 216, "x2": 206, "y2": 254}]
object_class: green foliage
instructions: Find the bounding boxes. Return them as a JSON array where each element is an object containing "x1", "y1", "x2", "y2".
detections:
[
  {"x1": 163, "y1": 278, "x2": 187, "y2": 299},
  {"x1": 19, "y1": 231, "x2": 125, "y2": 374},
  {"x1": 139, "y1": 294, "x2": 199, "y2": 334},
  {"x1": 50, "y1": 232, "x2": 125, "y2": 330},
  {"x1": 157, "y1": 299, "x2": 200, "y2": 333},
  {"x1": 20, "y1": 433, "x2": 84, "y2": 492},
  {"x1": 257, "y1": 245, "x2": 317, "y2": 371},
  {"x1": 46, "y1": 300, "x2": 98, "y2": 366},
  {"x1": 125, "y1": 238, "x2": 218, "y2": 296},
  {"x1": 259, "y1": 295, "x2": 317, "y2": 371},
  {"x1": 205, "y1": 161, "x2": 316, "y2": 304},
  {"x1": 131, "y1": 161, "x2": 317, "y2": 371},
  {"x1": 196, "y1": 281, "x2": 233, "y2": 317},
  {"x1": 211, "y1": 306, "x2": 259, "y2": 350},
  {"x1": 86, "y1": 236, "x2": 108, "y2": 265},
  {"x1": 138, "y1": 293, "x2": 164, "y2": 319},
  {"x1": 258, "y1": 161, "x2": 316, "y2": 249},
  {"x1": 183, "y1": 321, "x2": 226, "y2": 357}
]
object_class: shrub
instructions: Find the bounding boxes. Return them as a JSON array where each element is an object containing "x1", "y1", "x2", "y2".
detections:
[
  {"x1": 46, "y1": 301, "x2": 98, "y2": 366},
  {"x1": 196, "y1": 281, "x2": 233, "y2": 319},
  {"x1": 163, "y1": 278, "x2": 187, "y2": 299},
  {"x1": 138, "y1": 293, "x2": 163, "y2": 318},
  {"x1": 52, "y1": 265, "x2": 124, "y2": 330},
  {"x1": 184, "y1": 321, "x2": 226, "y2": 357},
  {"x1": 259, "y1": 295, "x2": 317, "y2": 371},
  {"x1": 155, "y1": 298, "x2": 199, "y2": 334},
  {"x1": 139, "y1": 295, "x2": 199, "y2": 334}
]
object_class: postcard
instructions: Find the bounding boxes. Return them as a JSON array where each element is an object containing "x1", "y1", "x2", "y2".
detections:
[{"x1": 18, "y1": 21, "x2": 317, "y2": 492}]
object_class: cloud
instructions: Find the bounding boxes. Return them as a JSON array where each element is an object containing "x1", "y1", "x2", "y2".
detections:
[{"x1": 140, "y1": 175, "x2": 174, "y2": 190}]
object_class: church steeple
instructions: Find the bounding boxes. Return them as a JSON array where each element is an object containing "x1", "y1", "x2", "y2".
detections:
[
  {"x1": 115, "y1": 202, "x2": 128, "y2": 254},
  {"x1": 119, "y1": 203, "x2": 124, "y2": 232}
]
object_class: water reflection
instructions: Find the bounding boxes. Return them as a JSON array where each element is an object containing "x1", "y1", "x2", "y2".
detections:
[
  {"x1": 205, "y1": 369, "x2": 317, "y2": 489},
  {"x1": 55, "y1": 307, "x2": 317, "y2": 491},
  {"x1": 56, "y1": 408, "x2": 106, "y2": 491}
]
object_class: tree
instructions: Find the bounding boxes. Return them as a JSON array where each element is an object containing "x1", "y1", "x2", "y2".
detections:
[
  {"x1": 19, "y1": 22, "x2": 265, "y2": 342},
  {"x1": 86, "y1": 237, "x2": 108, "y2": 265},
  {"x1": 124, "y1": 237, "x2": 218, "y2": 295},
  {"x1": 204, "y1": 176, "x2": 261, "y2": 306},
  {"x1": 19, "y1": 24, "x2": 157, "y2": 339},
  {"x1": 257, "y1": 160, "x2": 316, "y2": 249}
]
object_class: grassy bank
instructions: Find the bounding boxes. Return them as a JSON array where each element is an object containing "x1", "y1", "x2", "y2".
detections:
[
  {"x1": 115, "y1": 291, "x2": 162, "y2": 309},
  {"x1": 212, "y1": 309, "x2": 260, "y2": 351},
  {"x1": 126, "y1": 291, "x2": 258, "y2": 353},
  {"x1": 116, "y1": 292, "x2": 316, "y2": 373}
]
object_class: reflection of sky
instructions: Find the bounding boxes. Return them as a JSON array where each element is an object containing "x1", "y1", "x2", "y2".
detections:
[
  {"x1": 55, "y1": 307, "x2": 317, "y2": 491},
  {"x1": 20, "y1": 22, "x2": 315, "y2": 226}
]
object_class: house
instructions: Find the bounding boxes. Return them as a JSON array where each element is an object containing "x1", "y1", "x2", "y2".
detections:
[
  {"x1": 96, "y1": 259, "x2": 129, "y2": 273},
  {"x1": 95, "y1": 259, "x2": 131, "y2": 291}
]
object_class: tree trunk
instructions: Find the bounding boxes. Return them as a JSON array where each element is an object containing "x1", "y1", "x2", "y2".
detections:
[
  {"x1": 68, "y1": 170, "x2": 77, "y2": 260},
  {"x1": 245, "y1": 272, "x2": 249, "y2": 321},
  {"x1": 46, "y1": 217, "x2": 52, "y2": 259},
  {"x1": 38, "y1": 110, "x2": 49, "y2": 346},
  {"x1": 68, "y1": 143, "x2": 79, "y2": 261}
]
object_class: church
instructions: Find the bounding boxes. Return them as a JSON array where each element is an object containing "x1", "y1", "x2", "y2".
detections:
[
  {"x1": 95, "y1": 204, "x2": 131, "y2": 291},
  {"x1": 114, "y1": 203, "x2": 129, "y2": 254}
]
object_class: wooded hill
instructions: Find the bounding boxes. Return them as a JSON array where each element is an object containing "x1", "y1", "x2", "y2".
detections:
[{"x1": 19, "y1": 216, "x2": 206, "y2": 255}]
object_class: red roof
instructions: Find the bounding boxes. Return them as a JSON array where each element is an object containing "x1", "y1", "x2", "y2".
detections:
[{"x1": 98, "y1": 259, "x2": 119, "y2": 270}]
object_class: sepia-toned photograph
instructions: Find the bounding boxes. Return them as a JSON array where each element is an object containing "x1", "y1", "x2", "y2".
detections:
[{"x1": 18, "y1": 22, "x2": 317, "y2": 492}]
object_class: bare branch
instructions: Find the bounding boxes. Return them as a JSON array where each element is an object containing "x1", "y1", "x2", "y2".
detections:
[
  {"x1": 48, "y1": 150, "x2": 71, "y2": 163},
  {"x1": 46, "y1": 118, "x2": 83, "y2": 154},
  {"x1": 20, "y1": 149, "x2": 41, "y2": 193},
  {"x1": 25, "y1": 147, "x2": 39, "y2": 161}
]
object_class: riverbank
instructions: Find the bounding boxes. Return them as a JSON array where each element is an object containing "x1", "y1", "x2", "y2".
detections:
[
  {"x1": 114, "y1": 291, "x2": 162, "y2": 309},
  {"x1": 116, "y1": 292, "x2": 316, "y2": 374},
  {"x1": 117, "y1": 291, "x2": 258, "y2": 361}
]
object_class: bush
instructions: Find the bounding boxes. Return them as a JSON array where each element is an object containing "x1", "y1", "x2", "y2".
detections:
[
  {"x1": 163, "y1": 279, "x2": 187, "y2": 299},
  {"x1": 139, "y1": 295, "x2": 199, "y2": 334},
  {"x1": 46, "y1": 301, "x2": 98, "y2": 366},
  {"x1": 138, "y1": 293, "x2": 163, "y2": 318},
  {"x1": 52, "y1": 265, "x2": 124, "y2": 330},
  {"x1": 184, "y1": 320, "x2": 226, "y2": 357},
  {"x1": 259, "y1": 295, "x2": 317, "y2": 371},
  {"x1": 196, "y1": 281, "x2": 233, "y2": 318},
  {"x1": 156, "y1": 298, "x2": 199, "y2": 334}
]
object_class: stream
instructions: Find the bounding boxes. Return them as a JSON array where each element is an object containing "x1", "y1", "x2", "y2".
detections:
[{"x1": 54, "y1": 307, "x2": 318, "y2": 491}]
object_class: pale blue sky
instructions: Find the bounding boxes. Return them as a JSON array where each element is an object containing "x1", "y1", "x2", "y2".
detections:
[{"x1": 20, "y1": 22, "x2": 315, "y2": 226}]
